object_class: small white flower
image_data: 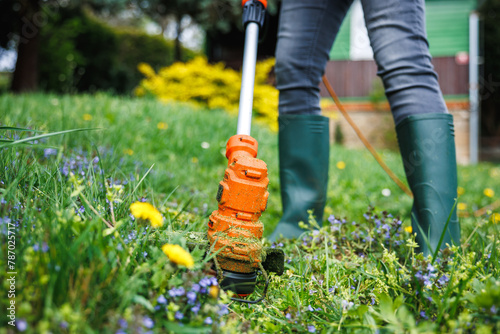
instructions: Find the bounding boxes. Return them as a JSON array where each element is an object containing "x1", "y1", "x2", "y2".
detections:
[
  {"x1": 201, "y1": 142, "x2": 210, "y2": 149},
  {"x1": 381, "y1": 188, "x2": 391, "y2": 197}
]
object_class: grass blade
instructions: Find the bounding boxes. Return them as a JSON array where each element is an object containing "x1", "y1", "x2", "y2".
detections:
[
  {"x1": 432, "y1": 200, "x2": 458, "y2": 263},
  {"x1": 0, "y1": 126, "x2": 43, "y2": 133},
  {"x1": 130, "y1": 163, "x2": 155, "y2": 197},
  {"x1": 0, "y1": 128, "x2": 99, "y2": 148}
]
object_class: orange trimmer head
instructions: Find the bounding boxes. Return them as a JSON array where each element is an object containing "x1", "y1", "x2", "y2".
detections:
[
  {"x1": 208, "y1": 135, "x2": 267, "y2": 296},
  {"x1": 208, "y1": 135, "x2": 284, "y2": 301}
]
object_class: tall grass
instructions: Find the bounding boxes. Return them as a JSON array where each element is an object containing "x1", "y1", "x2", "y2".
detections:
[{"x1": 0, "y1": 93, "x2": 499, "y2": 333}]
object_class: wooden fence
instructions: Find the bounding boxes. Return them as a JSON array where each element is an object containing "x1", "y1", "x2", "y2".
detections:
[{"x1": 320, "y1": 56, "x2": 469, "y2": 98}]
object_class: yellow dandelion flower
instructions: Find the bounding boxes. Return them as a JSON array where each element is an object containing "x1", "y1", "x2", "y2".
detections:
[
  {"x1": 491, "y1": 213, "x2": 500, "y2": 224},
  {"x1": 484, "y1": 188, "x2": 495, "y2": 198},
  {"x1": 157, "y1": 122, "x2": 168, "y2": 130},
  {"x1": 83, "y1": 113, "x2": 92, "y2": 121},
  {"x1": 457, "y1": 202, "x2": 467, "y2": 211},
  {"x1": 161, "y1": 244, "x2": 194, "y2": 268},
  {"x1": 336, "y1": 161, "x2": 346, "y2": 170},
  {"x1": 209, "y1": 285, "x2": 219, "y2": 298},
  {"x1": 490, "y1": 168, "x2": 500, "y2": 178},
  {"x1": 324, "y1": 206, "x2": 333, "y2": 217},
  {"x1": 124, "y1": 149, "x2": 134, "y2": 156},
  {"x1": 130, "y1": 202, "x2": 163, "y2": 227},
  {"x1": 457, "y1": 186, "x2": 465, "y2": 196},
  {"x1": 404, "y1": 226, "x2": 413, "y2": 233},
  {"x1": 191, "y1": 157, "x2": 199, "y2": 163}
]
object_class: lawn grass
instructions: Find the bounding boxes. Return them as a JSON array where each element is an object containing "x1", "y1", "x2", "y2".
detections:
[{"x1": 0, "y1": 93, "x2": 499, "y2": 333}]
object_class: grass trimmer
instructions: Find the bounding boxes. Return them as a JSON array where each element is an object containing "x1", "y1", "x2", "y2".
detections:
[{"x1": 207, "y1": 0, "x2": 284, "y2": 302}]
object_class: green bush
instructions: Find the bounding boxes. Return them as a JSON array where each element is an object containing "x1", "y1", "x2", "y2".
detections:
[
  {"x1": 39, "y1": 9, "x2": 196, "y2": 94},
  {"x1": 115, "y1": 28, "x2": 197, "y2": 94},
  {"x1": 38, "y1": 10, "x2": 85, "y2": 93},
  {"x1": 0, "y1": 72, "x2": 11, "y2": 93}
]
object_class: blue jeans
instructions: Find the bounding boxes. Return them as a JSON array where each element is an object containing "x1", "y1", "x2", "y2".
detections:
[{"x1": 275, "y1": 0, "x2": 448, "y2": 125}]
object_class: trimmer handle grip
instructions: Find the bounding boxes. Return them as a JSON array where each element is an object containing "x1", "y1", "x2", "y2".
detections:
[{"x1": 242, "y1": 0, "x2": 266, "y2": 28}]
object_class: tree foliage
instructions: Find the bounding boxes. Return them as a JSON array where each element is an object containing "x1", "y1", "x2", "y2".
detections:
[
  {"x1": 2, "y1": 0, "x2": 128, "y2": 92},
  {"x1": 39, "y1": 8, "x2": 195, "y2": 94},
  {"x1": 479, "y1": 0, "x2": 500, "y2": 138}
]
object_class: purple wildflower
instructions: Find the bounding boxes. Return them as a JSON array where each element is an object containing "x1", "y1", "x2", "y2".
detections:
[
  {"x1": 44, "y1": 148, "x2": 58, "y2": 158},
  {"x1": 218, "y1": 304, "x2": 229, "y2": 316},
  {"x1": 341, "y1": 300, "x2": 354, "y2": 310},
  {"x1": 157, "y1": 295, "x2": 167, "y2": 304},
  {"x1": 143, "y1": 317, "x2": 154, "y2": 328},
  {"x1": 187, "y1": 291, "x2": 197, "y2": 304},
  {"x1": 199, "y1": 277, "x2": 212, "y2": 288},
  {"x1": 437, "y1": 275, "x2": 449, "y2": 286},
  {"x1": 191, "y1": 303, "x2": 201, "y2": 315},
  {"x1": 168, "y1": 287, "x2": 185, "y2": 297},
  {"x1": 210, "y1": 277, "x2": 218, "y2": 286},
  {"x1": 175, "y1": 312, "x2": 184, "y2": 320},
  {"x1": 16, "y1": 319, "x2": 27, "y2": 332}
]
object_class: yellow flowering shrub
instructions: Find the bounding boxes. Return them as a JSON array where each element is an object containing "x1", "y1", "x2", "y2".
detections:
[{"x1": 135, "y1": 57, "x2": 278, "y2": 131}]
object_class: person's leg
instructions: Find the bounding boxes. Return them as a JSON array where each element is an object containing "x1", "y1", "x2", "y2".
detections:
[
  {"x1": 276, "y1": 0, "x2": 354, "y2": 115},
  {"x1": 362, "y1": 0, "x2": 460, "y2": 255},
  {"x1": 361, "y1": 0, "x2": 446, "y2": 124},
  {"x1": 270, "y1": 0, "x2": 353, "y2": 240}
]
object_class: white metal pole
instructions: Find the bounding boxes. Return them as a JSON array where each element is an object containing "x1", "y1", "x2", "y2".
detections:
[
  {"x1": 237, "y1": 22, "x2": 260, "y2": 136},
  {"x1": 469, "y1": 11, "x2": 480, "y2": 164}
]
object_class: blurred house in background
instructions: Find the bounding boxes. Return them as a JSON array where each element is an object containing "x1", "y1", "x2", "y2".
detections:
[
  {"x1": 208, "y1": 0, "x2": 486, "y2": 164},
  {"x1": 323, "y1": 0, "x2": 477, "y2": 165}
]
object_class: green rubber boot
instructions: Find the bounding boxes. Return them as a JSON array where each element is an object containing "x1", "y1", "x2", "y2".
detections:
[
  {"x1": 396, "y1": 113, "x2": 461, "y2": 256},
  {"x1": 269, "y1": 114, "x2": 330, "y2": 241}
]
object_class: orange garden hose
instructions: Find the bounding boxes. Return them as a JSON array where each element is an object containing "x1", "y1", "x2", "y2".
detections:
[
  {"x1": 321, "y1": 74, "x2": 414, "y2": 198},
  {"x1": 322, "y1": 75, "x2": 500, "y2": 219}
]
